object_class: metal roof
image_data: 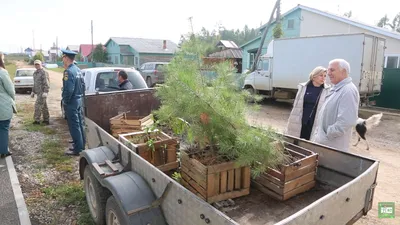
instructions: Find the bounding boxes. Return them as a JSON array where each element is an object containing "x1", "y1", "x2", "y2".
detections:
[
  {"x1": 207, "y1": 48, "x2": 242, "y2": 59},
  {"x1": 258, "y1": 4, "x2": 400, "y2": 41},
  {"x1": 106, "y1": 37, "x2": 178, "y2": 54},
  {"x1": 66, "y1": 45, "x2": 80, "y2": 52},
  {"x1": 217, "y1": 40, "x2": 239, "y2": 49}
]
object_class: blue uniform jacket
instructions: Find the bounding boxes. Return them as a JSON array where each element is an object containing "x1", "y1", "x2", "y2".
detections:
[{"x1": 62, "y1": 64, "x2": 83, "y2": 104}]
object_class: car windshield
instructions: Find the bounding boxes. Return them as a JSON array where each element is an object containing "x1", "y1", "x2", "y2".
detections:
[
  {"x1": 16, "y1": 70, "x2": 35, "y2": 77},
  {"x1": 95, "y1": 71, "x2": 147, "y2": 92}
]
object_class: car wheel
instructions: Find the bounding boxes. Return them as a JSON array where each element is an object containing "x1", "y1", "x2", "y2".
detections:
[{"x1": 146, "y1": 77, "x2": 152, "y2": 87}]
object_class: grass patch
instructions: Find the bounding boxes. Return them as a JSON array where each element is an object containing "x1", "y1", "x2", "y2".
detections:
[
  {"x1": 47, "y1": 67, "x2": 65, "y2": 73},
  {"x1": 42, "y1": 182, "x2": 95, "y2": 225},
  {"x1": 5, "y1": 63, "x2": 17, "y2": 79},
  {"x1": 17, "y1": 103, "x2": 56, "y2": 135},
  {"x1": 42, "y1": 139, "x2": 72, "y2": 167}
]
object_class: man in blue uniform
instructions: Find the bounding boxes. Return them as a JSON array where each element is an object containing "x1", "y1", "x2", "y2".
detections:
[{"x1": 61, "y1": 49, "x2": 85, "y2": 156}]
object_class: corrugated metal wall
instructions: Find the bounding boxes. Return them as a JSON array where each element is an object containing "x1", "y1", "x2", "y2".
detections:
[{"x1": 370, "y1": 68, "x2": 400, "y2": 109}]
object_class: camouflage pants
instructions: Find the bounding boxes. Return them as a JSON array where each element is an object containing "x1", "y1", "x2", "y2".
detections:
[{"x1": 34, "y1": 94, "x2": 49, "y2": 122}]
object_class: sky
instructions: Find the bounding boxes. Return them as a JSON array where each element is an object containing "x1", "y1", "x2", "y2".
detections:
[{"x1": 1, "y1": 0, "x2": 399, "y2": 53}]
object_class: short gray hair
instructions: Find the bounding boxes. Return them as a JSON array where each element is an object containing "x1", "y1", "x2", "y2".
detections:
[{"x1": 329, "y1": 59, "x2": 350, "y2": 75}]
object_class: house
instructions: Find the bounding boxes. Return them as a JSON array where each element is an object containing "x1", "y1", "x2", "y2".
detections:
[
  {"x1": 79, "y1": 44, "x2": 97, "y2": 62},
  {"x1": 104, "y1": 37, "x2": 178, "y2": 67},
  {"x1": 24, "y1": 48, "x2": 34, "y2": 57},
  {"x1": 204, "y1": 40, "x2": 243, "y2": 73},
  {"x1": 66, "y1": 45, "x2": 80, "y2": 53},
  {"x1": 241, "y1": 4, "x2": 400, "y2": 72},
  {"x1": 86, "y1": 45, "x2": 106, "y2": 62}
]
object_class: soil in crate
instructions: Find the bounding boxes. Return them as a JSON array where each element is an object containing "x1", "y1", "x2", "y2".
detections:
[{"x1": 180, "y1": 149, "x2": 250, "y2": 203}]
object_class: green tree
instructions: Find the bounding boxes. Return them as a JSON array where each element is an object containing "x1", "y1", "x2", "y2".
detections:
[
  {"x1": 377, "y1": 13, "x2": 400, "y2": 33},
  {"x1": 75, "y1": 53, "x2": 83, "y2": 62},
  {"x1": 343, "y1": 11, "x2": 352, "y2": 18},
  {"x1": 33, "y1": 52, "x2": 44, "y2": 62},
  {"x1": 153, "y1": 35, "x2": 286, "y2": 176},
  {"x1": 92, "y1": 44, "x2": 108, "y2": 63}
]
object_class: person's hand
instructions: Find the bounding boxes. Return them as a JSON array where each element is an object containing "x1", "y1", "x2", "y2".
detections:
[
  {"x1": 42, "y1": 93, "x2": 48, "y2": 98},
  {"x1": 30, "y1": 92, "x2": 35, "y2": 98}
]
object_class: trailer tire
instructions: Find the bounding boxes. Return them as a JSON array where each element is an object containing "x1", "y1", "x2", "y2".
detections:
[
  {"x1": 84, "y1": 166, "x2": 111, "y2": 225},
  {"x1": 106, "y1": 196, "x2": 129, "y2": 225}
]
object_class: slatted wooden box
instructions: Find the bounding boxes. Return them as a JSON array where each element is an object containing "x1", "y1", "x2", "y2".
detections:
[
  {"x1": 110, "y1": 113, "x2": 154, "y2": 138},
  {"x1": 180, "y1": 151, "x2": 251, "y2": 203},
  {"x1": 119, "y1": 130, "x2": 179, "y2": 172},
  {"x1": 252, "y1": 141, "x2": 318, "y2": 201}
]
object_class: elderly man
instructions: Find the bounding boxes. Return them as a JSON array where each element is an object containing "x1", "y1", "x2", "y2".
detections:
[
  {"x1": 312, "y1": 59, "x2": 359, "y2": 152},
  {"x1": 31, "y1": 60, "x2": 50, "y2": 125}
]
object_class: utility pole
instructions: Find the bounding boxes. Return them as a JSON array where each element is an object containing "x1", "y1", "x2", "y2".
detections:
[
  {"x1": 91, "y1": 20, "x2": 94, "y2": 62},
  {"x1": 188, "y1": 17, "x2": 194, "y2": 35},
  {"x1": 32, "y1": 30, "x2": 35, "y2": 49},
  {"x1": 251, "y1": 0, "x2": 280, "y2": 72},
  {"x1": 56, "y1": 36, "x2": 58, "y2": 63}
]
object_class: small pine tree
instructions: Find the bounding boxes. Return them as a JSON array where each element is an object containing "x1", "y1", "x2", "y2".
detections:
[
  {"x1": 153, "y1": 35, "x2": 286, "y2": 177},
  {"x1": 92, "y1": 44, "x2": 108, "y2": 63}
]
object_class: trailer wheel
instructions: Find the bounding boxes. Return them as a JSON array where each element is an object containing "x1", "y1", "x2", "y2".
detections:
[
  {"x1": 106, "y1": 196, "x2": 129, "y2": 225},
  {"x1": 84, "y1": 166, "x2": 111, "y2": 225}
]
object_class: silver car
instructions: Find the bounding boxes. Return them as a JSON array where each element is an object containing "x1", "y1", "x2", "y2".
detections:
[
  {"x1": 139, "y1": 62, "x2": 168, "y2": 87},
  {"x1": 14, "y1": 68, "x2": 36, "y2": 93}
]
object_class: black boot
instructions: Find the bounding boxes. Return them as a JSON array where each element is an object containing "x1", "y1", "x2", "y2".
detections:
[{"x1": 1, "y1": 152, "x2": 12, "y2": 158}]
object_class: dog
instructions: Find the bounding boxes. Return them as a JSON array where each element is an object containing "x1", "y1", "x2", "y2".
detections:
[{"x1": 353, "y1": 113, "x2": 383, "y2": 150}]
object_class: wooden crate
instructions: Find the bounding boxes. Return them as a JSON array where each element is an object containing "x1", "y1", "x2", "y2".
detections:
[
  {"x1": 180, "y1": 151, "x2": 250, "y2": 203},
  {"x1": 110, "y1": 113, "x2": 154, "y2": 138},
  {"x1": 252, "y1": 141, "x2": 318, "y2": 201},
  {"x1": 119, "y1": 130, "x2": 179, "y2": 172}
]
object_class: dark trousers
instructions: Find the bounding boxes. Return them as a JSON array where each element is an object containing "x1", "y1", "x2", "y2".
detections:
[
  {"x1": 0, "y1": 119, "x2": 11, "y2": 154},
  {"x1": 300, "y1": 122, "x2": 313, "y2": 140},
  {"x1": 66, "y1": 99, "x2": 85, "y2": 152}
]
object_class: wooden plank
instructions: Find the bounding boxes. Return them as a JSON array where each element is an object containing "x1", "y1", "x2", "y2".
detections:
[
  {"x1": 284, "y1": 142, "x2": 315, "y2": 156},
  {"x1": 283, "y1": 171, "x2": 316, "y2": 193},
  {"x1": 234, "y1": 168, "x2": 241, "y2": 190},
  {"x1": 286, "y1": 162, "x2": 317, "y2": 181},
  {"x1": 181, "y1": 165, "x2": 207, "y2": 189},
  {"x1": 105, "y1": 160, "x2": 118, "y2": 172},
  {"x1": 157, "y1": 161, "x2": 179, "y2": 172},
  {"x1": 241, "y1": 167, "x2": 251, "y2": 189},
  {"x1": 265, "y1": 167, "x2": 284, "y2": 181},
  {"x1": 259, "y1": 172, "x2": 284, "y2": 187},
  {"x1": 227, "y1": 170, "x2": 234, "y2": 192},
  {"x1": 282, "y1": 180, "x2": 316, "y2": 201},
  {"x1": 254, "y1": 175, "x2": 283, "y2": 195},
  {"x1": 286, "y1": 148, "x2": 306, "y2": 158},
  {"x1": 220, "y1": 171, "x2": 227, "y2": 193},
  {"x1": 181, "y1": 151, "x2": 207, "y2": 175},
  {"x1": 208, "y1": 161, "x2": 241, "y2": 174},
  {"x1": 166, "y1": 148, "x2": 177, "y2": 163},
  {"x1": 182, "y1": 173, "x2": 207, "y2": 198},
  {"x1": 207, "y1": 173, "x2": 219, "y2": 198},
  {"x1": 92, "y1": 163, "x2": 105, "y2": 176},
  {"x1": 285, "y1": 154, "x2": 318, "y2": 177},
  {"x1": 181, "y1": 179, "x2": 198, "y2": 195},
  {"x1": 207, "y1": 188, "x2": 250, "y2": 203},
  {"x1": 251, "y1": 181, "x2": 283, "y2": 201}
]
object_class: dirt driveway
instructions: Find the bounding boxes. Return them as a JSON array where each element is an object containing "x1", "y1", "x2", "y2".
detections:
[{"x1": 248, "y1": 100, "x2": 400, "y2": 225}]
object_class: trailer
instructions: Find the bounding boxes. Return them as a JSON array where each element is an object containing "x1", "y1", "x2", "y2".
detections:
[
  {"x1": 79, "y1": 89, "x2": 379, "y2": 225},
  {"x1": 243, "y1": 33, "x2": 386, "y2": 104}
]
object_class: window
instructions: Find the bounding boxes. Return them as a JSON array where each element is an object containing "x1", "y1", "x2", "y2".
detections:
[
  {"x1": 249, "y1": 53, "x2": 255, "y2": 69},
  {"x1": 262, "y1": 60, "x2": 270, "y2": 71},
  {"x1": 114, "y1": 56, "x2": 118, "y2": 64},
  {"x1": 16, "y1": 70, "x2": 35, "y2": 77},
  {"x1": 95, "y1": 71, "x2": 147, "y2": 92},
  {"x1": 287, "y1": 19, "x2": 295, "y2": 29},
  {"x1": 386, "y1": 56, "x2": 399, "y2": 68}
]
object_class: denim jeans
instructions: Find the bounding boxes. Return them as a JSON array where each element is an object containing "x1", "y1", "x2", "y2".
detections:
[{"x1": 0, "y1": 119, "x2": 11, "y2": 154}]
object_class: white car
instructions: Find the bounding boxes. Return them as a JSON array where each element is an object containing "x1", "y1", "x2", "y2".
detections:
[
  {"x1": 61, "y1": 67, "x2": 148, "y2": 119},
  {"x1": 14, "y1": 68, "x2": 36, "y2": 93}
]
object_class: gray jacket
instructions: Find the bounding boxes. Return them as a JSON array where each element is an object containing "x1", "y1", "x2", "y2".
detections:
[
  {"x1": 311, "y1": 77, "x2": 359, "y2": 152},
  {"x1": 119, "y1": 80, "x2": 133, "y2": 90}
]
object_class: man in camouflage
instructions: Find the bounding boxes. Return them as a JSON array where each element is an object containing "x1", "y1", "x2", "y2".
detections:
[{"x1": 31, "y1": 60, "x2": 50, "y2": 125}]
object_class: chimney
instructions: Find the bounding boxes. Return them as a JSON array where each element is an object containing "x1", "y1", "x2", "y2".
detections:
[{"x1": 163, "y1": 40, "x2": 167, "y2": 50}]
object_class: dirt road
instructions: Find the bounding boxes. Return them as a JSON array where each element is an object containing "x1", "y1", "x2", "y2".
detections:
[{"x1": 248, "y1": 101, "x2": 400, "y2": 225}]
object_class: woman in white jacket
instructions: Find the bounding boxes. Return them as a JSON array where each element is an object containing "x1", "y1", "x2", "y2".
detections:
[{"x1": 285, "y1": 66, "x2": 330, "y2": 140}]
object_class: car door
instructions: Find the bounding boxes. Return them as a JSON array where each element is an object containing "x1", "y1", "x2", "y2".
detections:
[{"x1": 254, "y1": 59, "x2": 272, "y2": 91}]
